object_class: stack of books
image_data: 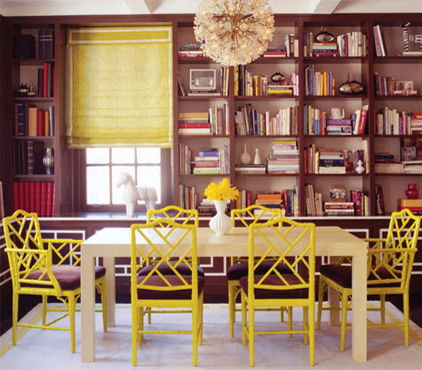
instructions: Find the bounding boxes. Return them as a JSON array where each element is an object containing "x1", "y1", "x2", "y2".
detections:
[
  {"x1": 197, "y1": 197, "x2": 216, "y2": 216},
  {"x1": 266, "y1": 83, "x2": 294, "y2": 95},
  {"x1": 178, "y1": 43, "x2": 203, "y2": 58},
  {"x1": 397, "y1": 198, "x2": 422, "y2": 215},
  {"x1": 263, "y1": 47, "x2": 287, "y2": 58},
  {"x1": 312, "y1": 42, "x2": 339, "y2": 57},
  {"x1": 318, "y1": 148, "x2": 346, "y2": 174},
  {"x1": 178, "y1": 112, "x2": 210, "y2": 135},
  {"x1": 192, "y1": 148, "x2": 220, "y2": 175},
  {"x1": 324, "y1": 202, "x2": 355, "y2": 216},
  {"x1": 374, "y1": 152, "x2": 403, "y2": 173},
  {"x1": 326, "y1": 118, "x2": 352, "y2": 135},
  {"x1": 402, "y1": 160, "x2": 422, "y2": 174},
  {"x1": 410, "y1": 113, "x2": 422, "y2": 134},
  {"x1": 234, "y1": 164, "x2": 266, "y2": 175},
  {"x1": 254, "y1": 191, "x2": 284, "y2": 215},
  {"x1": 267, "y1": 140, "x2": 299, "y2": 174}
]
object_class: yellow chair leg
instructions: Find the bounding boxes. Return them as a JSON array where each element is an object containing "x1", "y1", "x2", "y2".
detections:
[
  {"x1": 42, "y1": 295, "x2": 47, "y2": 326},
  {"x1": 280, "y1": 307, "x2": 285, "y2": 322},
  {"x1": 241, "y1": 291, "x2": 247, "y2": 346},
  {"x1": 380, "y1": 294, "x2": 386, "y2": 325},
  {"x1": 192, "y1": 304, "x2": 198, "y2": 366},
  {"x1": 132, "y1": 304, "x2": 138, "y2": 367},
  {"x1": 228, "y1": 281, "x2": 236, "y2": 338},
  {"x1": 288, "y1": 306, "x2": 293, "y2": 338},
  {"x1": 340, "y1": 293, "x2": 348, "y2": 352},
  {"x1": 137, "y1": 307, "x2": 144, "y2": 345},
  {"x1": 309, "y1": 302, "x2": 315, "y2": 367},
  {"x1": 403, "y1": 293, "x2": 410, "y2": 346},
  {"x1": 12, "y1": 292, "x2": 18, "y2": 346},
  {"x1": 69, "y1": 295, "x2": 76, "y2": 354},
  {"x1": 248, "y1": 301, "x2": 255, "y2": 367},
  {"x1": 316, "y1": 278, "x2": 325, "y2": 330},
  {"x1": 303, "y1": 307, "x2": 309, "y2": 345},
  {"x1": 101, "y1": 281, "x2": 107, "y2": 332},
  {"x1": 199, "y1": 293, "x2": 204, "y2": 346},
  {"x1": 147, "y1": 307, "x2": 152, "y2": 325}
]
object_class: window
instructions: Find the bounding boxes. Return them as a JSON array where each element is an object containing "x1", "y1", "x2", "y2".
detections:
[{"x1": 82, "y1": 147, "x2": 171, "y2": 212}]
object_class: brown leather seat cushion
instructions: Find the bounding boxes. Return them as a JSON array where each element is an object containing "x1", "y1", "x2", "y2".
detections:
[
  {"x1": 227, "y1": 261, "x2": 291, "y2": 281},
  {"x1": 26, "y1": 265, "x2": 106, "y2": 291},
  {"x1": 239, "y1": 274, "x2": 309, "y2": 299},
  {"x1": 138, "y1": 262, "x2": 204, "y2": 277},
  {"x1": 320, "y1": 264, "x2": 401, "y2": 289},
  {"x1": 137, "y1": 274, "x2": 205, "y2": 300}
]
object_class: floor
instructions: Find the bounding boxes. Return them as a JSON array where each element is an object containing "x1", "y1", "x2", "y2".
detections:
[{"x1": 1, "y1": 302, "x2": 422, "y2": 369}]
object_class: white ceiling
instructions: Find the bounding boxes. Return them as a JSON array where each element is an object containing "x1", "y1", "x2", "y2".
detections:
[{"x1": 1, "y1": 0, "x2": 421, "y2": 17}]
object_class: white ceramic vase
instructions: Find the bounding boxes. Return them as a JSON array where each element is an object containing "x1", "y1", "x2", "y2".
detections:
[{"x1": 209, "y1": 200, "x2": 232, "y2": 236}]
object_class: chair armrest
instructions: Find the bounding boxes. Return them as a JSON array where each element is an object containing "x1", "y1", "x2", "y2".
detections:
[{"x1": 44, "y1": 239, "x2": 84, "y2": 266}]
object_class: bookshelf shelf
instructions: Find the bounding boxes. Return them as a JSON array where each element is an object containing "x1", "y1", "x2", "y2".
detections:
[
  {"x1": 14, "y1": 97, "x2": 55, "y2": 102},
  {"x1": 13, "y1": 136, "x2": 53, "y2": 141},
  {"x1": 374, "y1": 95, "x2": 422, "y2": 101},
  {"x1": 235, "y1": 96, "x2": 298, "y2": 100},
  {"x1": 304, "y1": 57, "x2": 367, "y2": 64},
  {"x1": 179, "y1": 134, "x2": 229, "y2": 138},
  {"x1": 179, "y1": 96, "x2": 229, "y2": 101},
  {"x1": 305, "y1": 95, "x2": 368, "y2": 100},
  {"x1": 373, "y1": 56, "x2": 422, "y2": 64},
  {"x1": 251, "y1": 57, "x2": 299, "y2": 64},
  {"x1": 14, "y1": 175, "x2": 55, "y2": 181}
]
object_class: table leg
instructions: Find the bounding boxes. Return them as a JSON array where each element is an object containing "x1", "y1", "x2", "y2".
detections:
[
  {"x1": 81, "y1": 252, "x2": 95, "y2": 362},
  {"x1": 103, "y1": 257, "x2": 116, "y2": 327},
  {"x1": 352, "y1": 253, "x2": 367, "y2": 362},
  {"x1": 328, "y1": 287, "x2": 340, "y2": 326}
]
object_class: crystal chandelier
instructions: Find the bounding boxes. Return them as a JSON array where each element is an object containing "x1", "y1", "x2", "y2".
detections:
[{"x1": 194, "y1": 0, "x2": 275, "y2": 66}]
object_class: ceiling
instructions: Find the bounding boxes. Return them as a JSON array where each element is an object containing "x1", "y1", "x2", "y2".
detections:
[{"x1": 1, "y1": 0, "x2": 421, "y2": 17}]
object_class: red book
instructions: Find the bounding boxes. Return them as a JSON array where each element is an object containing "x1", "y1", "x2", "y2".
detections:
[
  {"x1": 40, "y1": 181, "x2": 48, "y2": 216},
  {"x1": 13, "y1": 182, "x2": 19, "y2": 211},
  {"x1": 23, "y1": 182, "x2": 30, "y2": 212},
  {"x1": 29, "y1": 181, "x2": 36, "y2": 212},
  {"x1": 358, "y1": 106, "x2": 368, "y2": 135},
  {"x1": 246, "y1": 190, "x2": 251, "y2": 207},
  {"x1": 51, "y1": 184, "x2": 55, "y2": 216},
  {"x1": 18, "y1": 182, "x2": 24, "y2": 210},
  {"x1": 37, "y1": 110, "x2": 45, "y2": 136},
  {"x1": 283, "y1": 190, "x2": 289, "y2": 217},
  {"x1": 43, "y1": 63, "x2": 48, "y2": 97},
  {"x1": 46, "y1": 182, "x2": 53, "y2": 217},
  {"x1": 35, "y1": 181, "x2": 42, "y2": 214}
]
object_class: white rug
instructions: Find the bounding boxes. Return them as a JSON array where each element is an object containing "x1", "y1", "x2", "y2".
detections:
[{"x1": 1, "y1": 302, "x2": 422, "y2": 369}]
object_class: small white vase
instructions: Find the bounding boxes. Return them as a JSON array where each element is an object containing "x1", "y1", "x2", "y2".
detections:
[
  {"x1": 240, "y1": 143, "x2": 251, "y2": 164},
  {"x1": 209, "y1": 200, "x2": 232, "y2": 236},
  {"x1": 254, "y1": 148, "x2": 262, "y2": 165}
]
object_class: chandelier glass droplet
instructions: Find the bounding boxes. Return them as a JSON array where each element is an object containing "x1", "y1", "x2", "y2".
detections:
[{"x1": 194, "y1": 0, "x2": 275, "y2": 66}]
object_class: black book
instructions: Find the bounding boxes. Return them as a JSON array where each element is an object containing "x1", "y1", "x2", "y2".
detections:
[
  {"x1": 45, "y1": 29, "x2": 54, "y2": 58},
  {"x1": 37, "y1": 68, "x2": 44, "y2": 97},
  {"x1": 38, "y1": 29, "x2": 46, "y2": 58},
  {"x1": 33, "y1": 141, "x2": 45, "y2": 174}
]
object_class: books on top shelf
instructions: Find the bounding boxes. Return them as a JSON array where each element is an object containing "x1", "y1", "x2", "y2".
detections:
[{"x1": 267, "y1": 140, "x2": 299, "y2": 174}]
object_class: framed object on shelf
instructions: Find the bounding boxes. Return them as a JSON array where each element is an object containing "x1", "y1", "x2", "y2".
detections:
[
  {"x1": 189, "y1": 69, "x2": 216, "y2": 91},
  {"x1": 397, "y1": 80, "x2": 414, "y2": 92},
  {"x1": 329, "y1": 184, "x2": 347, "y2": 202}
]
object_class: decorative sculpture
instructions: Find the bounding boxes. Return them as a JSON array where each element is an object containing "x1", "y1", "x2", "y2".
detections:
[{"x1": 115, "y1": 172, "x2": 157, "y2": 217}]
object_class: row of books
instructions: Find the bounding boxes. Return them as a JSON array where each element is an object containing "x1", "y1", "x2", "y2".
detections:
[
  {"x1": 267, "y1": 140, "x2": 299, "y2": 174},
  {"x1": 262, "y1": 34, "x2": 299, "y2": 58},
  {"x1": 375, "y1": 109, "x2": 422, "y2": 135},
  {"x1": 178, "y1": 184, "x2": 199, "y2": 211},
  {"x1": 234, "y1": 66, "x2": 298, "y2": 97},
  {"x1": 305, "y1": 65, "x2": 336, "y2": 96},
  {"x1": 15, "y1": 103, "x2": 54, "y2": 136},
  {"x1": 35, "y1": 62, "x2": 54, "y2": 97},
  {"x1": 234, "y1": 104, "x2": 298, "y2": 136},
  {"x1": 178, "y1": 106, "x2": 230, "y2": 136},
  {"x1": 303, "y1": 105, "x2": 368, "y2": 136},
  {"x1": 305, "y1": 145, "x2": 365, "y2": 174},
  {"x1": 14, "y1": 141, "x2": 51, "y2": 175},
  {"x1": 373, "y1": 73, "x2": 418, "y2": 96},
  {"x1": 304, "y1": 31, "x2": 367, "y2": 57},
  {"x1": 13, "y1": 181, "x2": 55, "y2": 217},
  {"x1": 38, "y1": 28, "x2": 54, "y2": 59}
]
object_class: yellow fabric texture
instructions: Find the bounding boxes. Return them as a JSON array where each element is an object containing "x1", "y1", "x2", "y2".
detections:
[{"x1": 67, "y1": 26, "x2": 173, "y2": 148}]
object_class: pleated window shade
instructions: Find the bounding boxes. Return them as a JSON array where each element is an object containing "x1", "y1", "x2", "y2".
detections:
[{"x1": 66, "y1": 26, "x2": 173, "y2": 148}]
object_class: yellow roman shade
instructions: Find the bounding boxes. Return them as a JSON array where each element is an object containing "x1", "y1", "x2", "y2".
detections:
[{"x1": 67, "y1": 26, "x2": 173, "y2": 148}]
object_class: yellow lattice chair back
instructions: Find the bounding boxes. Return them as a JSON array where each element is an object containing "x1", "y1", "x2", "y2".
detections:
[
  {"x1": 147, "y1": 205, "x2": 199, "y2": 227},
  {"x1": 365, "y1": 208, "x2": 420, "y2": 289},
  {"x1": 130, "y1": 219, "x2": 203, "y2": 366},
  {"x1": 3, "y1": 209, "x2": 107, "y2": 353},
  {"x1": 241, "y1": 217, "x2": 316, "y2": 366}
]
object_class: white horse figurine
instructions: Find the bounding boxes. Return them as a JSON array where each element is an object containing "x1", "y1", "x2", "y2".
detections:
[{"x1": 115, "y1": 172, "x2": 157, "y2": 217}]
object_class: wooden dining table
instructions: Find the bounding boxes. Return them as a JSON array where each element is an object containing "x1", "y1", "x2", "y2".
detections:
[{"x1": 81, "y1": 226, "x2": 367, "y2": 363}]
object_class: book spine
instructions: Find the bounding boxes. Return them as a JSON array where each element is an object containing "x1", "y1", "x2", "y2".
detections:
[{"x1": 40, "y1": 181, "x2": 48, "y2": 217}]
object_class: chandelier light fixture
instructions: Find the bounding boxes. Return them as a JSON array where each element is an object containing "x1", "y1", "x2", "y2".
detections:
[{"x1": 194, "y1": 0, "x2": 275, "y2": 66}]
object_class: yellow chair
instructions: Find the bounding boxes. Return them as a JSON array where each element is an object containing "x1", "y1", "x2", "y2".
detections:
[
  {"x1": 240, "y1": 217, "x2": 316, "y2": 366},
  {"x1": 3, "y1": 209, "x2": 107, "y2": 353},
  {"x1": 131, "y1": 219, "x2": 204, "y2": 366},
  {"x1": 144, "y1": 206, "x2": 203, "y2": 323},
  {"x1": 317, "y1": 209, "x2": 421, "y2": 352},
  {"x1": 227, "y1": 205, "x2": 290, "y2": 338}
]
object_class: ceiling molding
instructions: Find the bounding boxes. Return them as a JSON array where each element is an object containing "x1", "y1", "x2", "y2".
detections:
[{"x1": 311, "y1": 0, "x2": 342, "y2": 14}]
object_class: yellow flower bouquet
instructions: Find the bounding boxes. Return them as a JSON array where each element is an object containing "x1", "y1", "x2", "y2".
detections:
[{"x1": 204, "y1": 178, "x2": 239, "y2": 201}]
